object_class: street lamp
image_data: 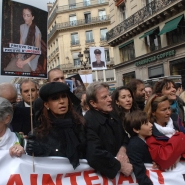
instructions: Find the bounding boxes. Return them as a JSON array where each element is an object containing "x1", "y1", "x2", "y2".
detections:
[{"x1": 78, "y1": 48, "x2": 89, "y2": 69}]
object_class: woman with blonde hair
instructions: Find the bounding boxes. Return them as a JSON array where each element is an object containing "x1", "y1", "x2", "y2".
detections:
[{"x1": 144, "y1": 94, "x2": 185, "y2": 170}]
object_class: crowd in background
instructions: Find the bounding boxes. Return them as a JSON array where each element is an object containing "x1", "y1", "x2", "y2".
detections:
[{"x1": 0, "y1": 67, "x2": 185, "y2": 184}]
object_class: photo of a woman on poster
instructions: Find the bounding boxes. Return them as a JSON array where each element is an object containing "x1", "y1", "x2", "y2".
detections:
[
  {"x1": 4, "y1": 6, "x2": 41, "y2": 72},
  {"x1": 1, "y1": 0, "x2": 47, "y2": 78}
]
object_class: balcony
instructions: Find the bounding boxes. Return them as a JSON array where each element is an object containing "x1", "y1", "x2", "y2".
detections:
[
  {"x1": 48, "y1": 7, "x2": 57, "y2": 25},
  {"x1": 48, "y1": 15, "x2": 110, "y2": 40},
  {"x1": 107, "y1": 0, "x2": 184, "y2": 46},
  {"x1": 57, "y1": 0, "x2": 108, "y2": 12},
  {"x1": 48, "y1": 0, "x2": 108, "y2": 26},
  {"x1": 71, "y1": 40, "x2": 80, "y2": 46}
]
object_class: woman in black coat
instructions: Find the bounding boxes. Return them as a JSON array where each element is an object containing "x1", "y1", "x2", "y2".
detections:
[{"x1": 26, "y1": 82, "x2": 86, "y2": 169}]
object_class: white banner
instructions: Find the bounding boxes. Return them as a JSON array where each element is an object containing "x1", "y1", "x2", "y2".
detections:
[{"x1": 0, "y1": 150, "x2": 185, "y2": 185}]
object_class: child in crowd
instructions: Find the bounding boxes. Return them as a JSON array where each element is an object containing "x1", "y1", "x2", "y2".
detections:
[{"x1": 124, "y1": 110, "x2": 154, "y2": 185}]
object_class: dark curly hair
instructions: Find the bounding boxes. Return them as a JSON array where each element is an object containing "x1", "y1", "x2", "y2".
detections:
[
  {"x1": 153, "y1": 78, "x2": 176, "y2": 94},
  {"x1": 35, "y1": 93, "x2": 85, "y2": 136},
  {"x1": 111, "y1": 86, "x2": 138, "y2": 127}
]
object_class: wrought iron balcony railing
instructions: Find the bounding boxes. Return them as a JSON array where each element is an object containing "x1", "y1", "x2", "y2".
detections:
[
  {"x1": 57, "y1": 0, "x2": 108, "y2": 12},
  {"x1": 71, "y1": 40, "x2": 80, "y2": 46},
  {"x1": 48, "y1": 0, "x2": 108, "y2": 26},
  {"x1": 106, "y1": 0, "x2": 176, "y2": 42},
  {"x1": 48, "y1": 25, "x2": 57, "y2": 40},
  {"x1": 57, "y1": 15, "x2": 110, "y2": 29},
  {"x1": 48, "y1": 7, "x2": 57, "y2": 25},
  {"x1": 48, "y1": 15, "x2": 110, "y2": 40}
]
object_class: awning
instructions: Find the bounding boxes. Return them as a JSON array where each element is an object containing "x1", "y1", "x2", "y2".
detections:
[
  {"x1": 119, "y1": 40, "x2": 133, "y2": 49},
  {"x1": 158, "y1": 15, "x2": 183, "y2": 36},
  {"x1": 139, "y1": 27, "x2": 158, "y2": 39}
]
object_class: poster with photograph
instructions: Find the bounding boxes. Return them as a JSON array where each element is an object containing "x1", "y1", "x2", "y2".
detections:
[
  {"x1": 67, "y1": 74, "x2": 86, "y2": 94},
  {"x1": 65, "y1": 79, "x2": 73, "y2": 93},
  {"x1": 1, "y1": 0, "x2": 48, "y2": 78},
  {"x1": 90, "y1": 47, "x2": 107, "y2": 70}
]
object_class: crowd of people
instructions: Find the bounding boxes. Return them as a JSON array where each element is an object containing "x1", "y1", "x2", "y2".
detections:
[{"x1": 0, "y1": 67, "x2": 185, "y2": 184}]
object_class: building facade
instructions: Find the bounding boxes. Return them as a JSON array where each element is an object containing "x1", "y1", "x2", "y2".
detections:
[
  {"x1": 107, "y1": 0, "x2": 185, "y2": 87},
  {"x1": 47, "y1": 0, "x2": 116, "y2": 87}
]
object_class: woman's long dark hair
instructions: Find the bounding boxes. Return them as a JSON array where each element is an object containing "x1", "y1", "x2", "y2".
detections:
[
  {"x1": 22, "y1": 6, "x2": 37, "y2": 60},
  {"x1": 35, "y1": 94, "x2": 85, "y2": 136},
  {"x1": 23, "y1": 6, "x2": 36, "y2": 46},
  {"x1": 111, "y1": 86, "x2": 138, "y2": 124}
]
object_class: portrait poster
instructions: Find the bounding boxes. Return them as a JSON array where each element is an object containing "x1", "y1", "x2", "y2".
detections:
[
  {"x1": 65, "y1": 79, "x2": 73, "y2": 93},
  {"x1": 67, "y1": 74, "x2": 86, "y2": 94},
  {"x1": 1, "y1": 0, "x2": 48, "y2": 78},
  {"x1": 90, "y1": 47, "x2": 107, "y2": 71}
]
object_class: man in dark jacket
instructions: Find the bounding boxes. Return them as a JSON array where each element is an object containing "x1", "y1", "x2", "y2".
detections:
[{"x1": 85, "y1": 82, "x2": 132, "y2": 179}]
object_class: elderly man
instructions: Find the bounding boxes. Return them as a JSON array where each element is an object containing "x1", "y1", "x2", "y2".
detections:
[
  {"x1": 85, "y1": 82, "x2": 132, "y2": 179},
  {"x1": 0, "y1": 83, "x2": 17, "y2": 104},
  {"x1": 0, "y1": 82, "x2": 31, "y2": 135}
]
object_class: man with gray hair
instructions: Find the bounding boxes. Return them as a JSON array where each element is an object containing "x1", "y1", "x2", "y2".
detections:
[
  {"x1": 85, "y1": 82, "x2": 132, "y2": 179},
  {"x1": 0, "y1": 83, "x2": 17, "y2": 104},
  {"x1": 0, "y1": 82, "x2": 31, "y2": 135}
]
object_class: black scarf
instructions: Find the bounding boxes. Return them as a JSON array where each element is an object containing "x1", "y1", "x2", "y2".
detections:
[{"x1": 50, "y1": 114, "x2": 80, "y2": 169}]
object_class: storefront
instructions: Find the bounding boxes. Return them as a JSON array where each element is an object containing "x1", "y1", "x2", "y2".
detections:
[{"x1": 115, "y1": 44, "x2": 185, "y2": 87}]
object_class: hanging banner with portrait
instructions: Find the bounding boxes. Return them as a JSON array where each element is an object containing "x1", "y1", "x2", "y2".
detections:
[
  {"x1": 90, "y1": 47, "x2": 107, "y2": 71},
  {"x1": 1, "y1": 0, "x2": 48, "y2": 78}
]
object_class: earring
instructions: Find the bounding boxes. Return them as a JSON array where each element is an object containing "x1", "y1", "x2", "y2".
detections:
[{"x1": 47, "y1": 107, "x2": 49, "y2": 110}]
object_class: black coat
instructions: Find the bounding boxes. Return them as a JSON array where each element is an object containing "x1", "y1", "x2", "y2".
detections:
[
  {"x1": 85, "y1": 109, "x2": 129, "y2": 179},
  {"x1": 127, "y1": 136, "x2": 153, "y2": 185},
  {"x1": 10, "y1": 101, "x2": 31, "y2": 135},
  {"x1": 30, "y1": 118, "x2": 86, "y2": 159}
]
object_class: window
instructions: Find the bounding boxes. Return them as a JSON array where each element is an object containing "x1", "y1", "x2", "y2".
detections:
[
  {"x1": 72, "y1": 53, "x2": 81, "y2": 66},
  {"x1": 99, "y1": 10, "x2": 106, "y2": 20},
  {"x1": 170, "y1": 58, "x2": 185, "y2": 76},
  {"x1": 166, "y1": 16, "x2": 185, "y2": 46},
  {"x1": 148, "y1": 65, "x2": 164, "y2": 78},
  {"x1": 84, "y1": 0, "x2": 90, "y2": 6},
  {"x1": 69, "y1": 15, "x2": 77, "y2": 26},
  {"x1": 119, "y1": 41, "x2": 135, "y2": 62},
  {"x1": 119, "y1": 3, "x2": 126, "y2": 22},
  {"x1": 123, "y1": 72, "x2": 135, "y2": 86},
  {"x1": 104, "y1": 49, "x2": 110, "y2": 61},
  {"x1": 74, "y1": 59, "x2": 81, "y2": 66},
  {"x1": 84, "y1": 13, "x2": 91, "y2": 23},
  {"x1": 144, "y1": 28, "x2": 161, "y2": 52},
  {"x1": 100, "y1": 28, "x2": 107, "y2": 41},
  {"x1": 69, "y1": 0, "x2": 76, "y2": 9},
  {"x1": 71, "y1": 33, "x2": 79, "y2": 45},
  {"x1": 99, "y1": 0, "x2": 105, "y2": 3},
  {"x1": 86, "y1": 31, "x2": 94, "y2": 43}
]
